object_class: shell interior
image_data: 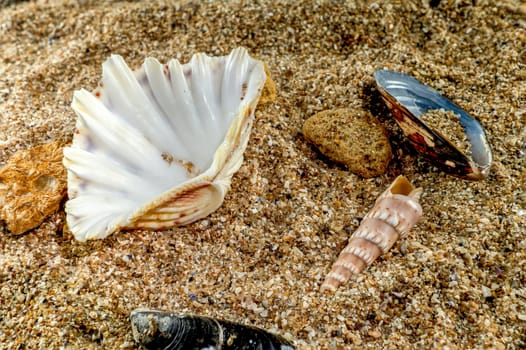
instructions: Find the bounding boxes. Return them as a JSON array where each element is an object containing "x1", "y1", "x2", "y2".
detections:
[
  {"x1": 63, "y1": 48, "x2": 266, "y2": 241},
  {"x1": 374, "y1": 70, "x2": 492, "y2": 180}
]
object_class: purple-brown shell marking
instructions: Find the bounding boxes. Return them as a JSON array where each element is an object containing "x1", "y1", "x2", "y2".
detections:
[
  {"x1": 321, "y1": 175, "x2": 423, "y2": 293},
  {"x1": 374, "y1": 70, "x2": 493, "y2": 180}
]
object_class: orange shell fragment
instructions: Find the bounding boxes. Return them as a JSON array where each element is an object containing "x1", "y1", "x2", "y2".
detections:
[{"x1": 0, "y1": 140, "x2": 67, "y2": 235}]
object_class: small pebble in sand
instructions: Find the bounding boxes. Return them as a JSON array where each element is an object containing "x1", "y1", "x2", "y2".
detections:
[
  {"x1": 367, "y1": 329, "x2": 382, "y2": 339},
  {"x1": 302, "y1": 109, "x2": 392, "y2": 178},
  {"x1": 419, "y1": 109, "x2": 472, "y2": 157},
  {"x1": 0, "y1": 140, "x2": 67, "y2": 234}
]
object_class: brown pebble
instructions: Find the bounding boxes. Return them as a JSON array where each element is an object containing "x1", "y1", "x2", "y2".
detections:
[
  {"x1": 302, "y1": 108, "x2": 392, "y2": 178},
  {"x1": 0, "y1": 140, "x2": 67, "y2": 234}
]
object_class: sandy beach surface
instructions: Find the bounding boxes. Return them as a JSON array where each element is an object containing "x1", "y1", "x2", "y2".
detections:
[{"x1": 0, "y1": 0, "x2": 525, "y2": 349}]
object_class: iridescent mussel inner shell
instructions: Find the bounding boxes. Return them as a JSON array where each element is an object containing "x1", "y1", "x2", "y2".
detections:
[{"x1": 374, "y1": 70, "x2": 492, "y2": 180}]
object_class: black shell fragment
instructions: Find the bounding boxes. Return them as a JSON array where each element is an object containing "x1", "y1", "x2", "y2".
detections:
[
  {"x1": 374, "y1": 70, "x2": 492, "y2": 180},
  {"x1": 130, "y1": 308, "x2": 296, "y2": 350}
]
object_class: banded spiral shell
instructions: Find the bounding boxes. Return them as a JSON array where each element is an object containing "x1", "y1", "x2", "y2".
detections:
[
  {"x1": 130, "y1": 308, "x2": 295, "y2": 350},
  {"x1": 63, "y1": 48, "x2": 266, "y2": 241},
  {"x1": 322, "y1": 175, "x2": 423, "y2": 292}
]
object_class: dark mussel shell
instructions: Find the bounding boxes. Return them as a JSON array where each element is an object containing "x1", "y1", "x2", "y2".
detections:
[
  {"x1": 130, "y1": 308, "x2": 296, "y2": 350},
  {"x1": 374, "y1": 70, "x2": 493, "y2": 180}
]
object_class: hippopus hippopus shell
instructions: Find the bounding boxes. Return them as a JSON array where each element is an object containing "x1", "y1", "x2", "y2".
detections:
[{"x1": 63, "y1": 48, "x2": 267, "y2": 241}]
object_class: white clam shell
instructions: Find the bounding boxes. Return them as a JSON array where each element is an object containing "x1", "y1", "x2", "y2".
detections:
[{"x1": 63, "y1": 48, "x2": 267, "y2": 241}]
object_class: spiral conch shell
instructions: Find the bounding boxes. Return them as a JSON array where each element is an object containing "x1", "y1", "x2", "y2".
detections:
[
  {"x1": 321, "y1": 175, "x2": 423, "y2": 292},
  {"x1": 63, "y1": 48, "x2": 267, "y2": 241}
]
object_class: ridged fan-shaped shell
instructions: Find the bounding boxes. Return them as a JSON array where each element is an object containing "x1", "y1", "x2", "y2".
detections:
[{"x1": 63, "y1": 48, "x2": 266, "y2": 241}]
